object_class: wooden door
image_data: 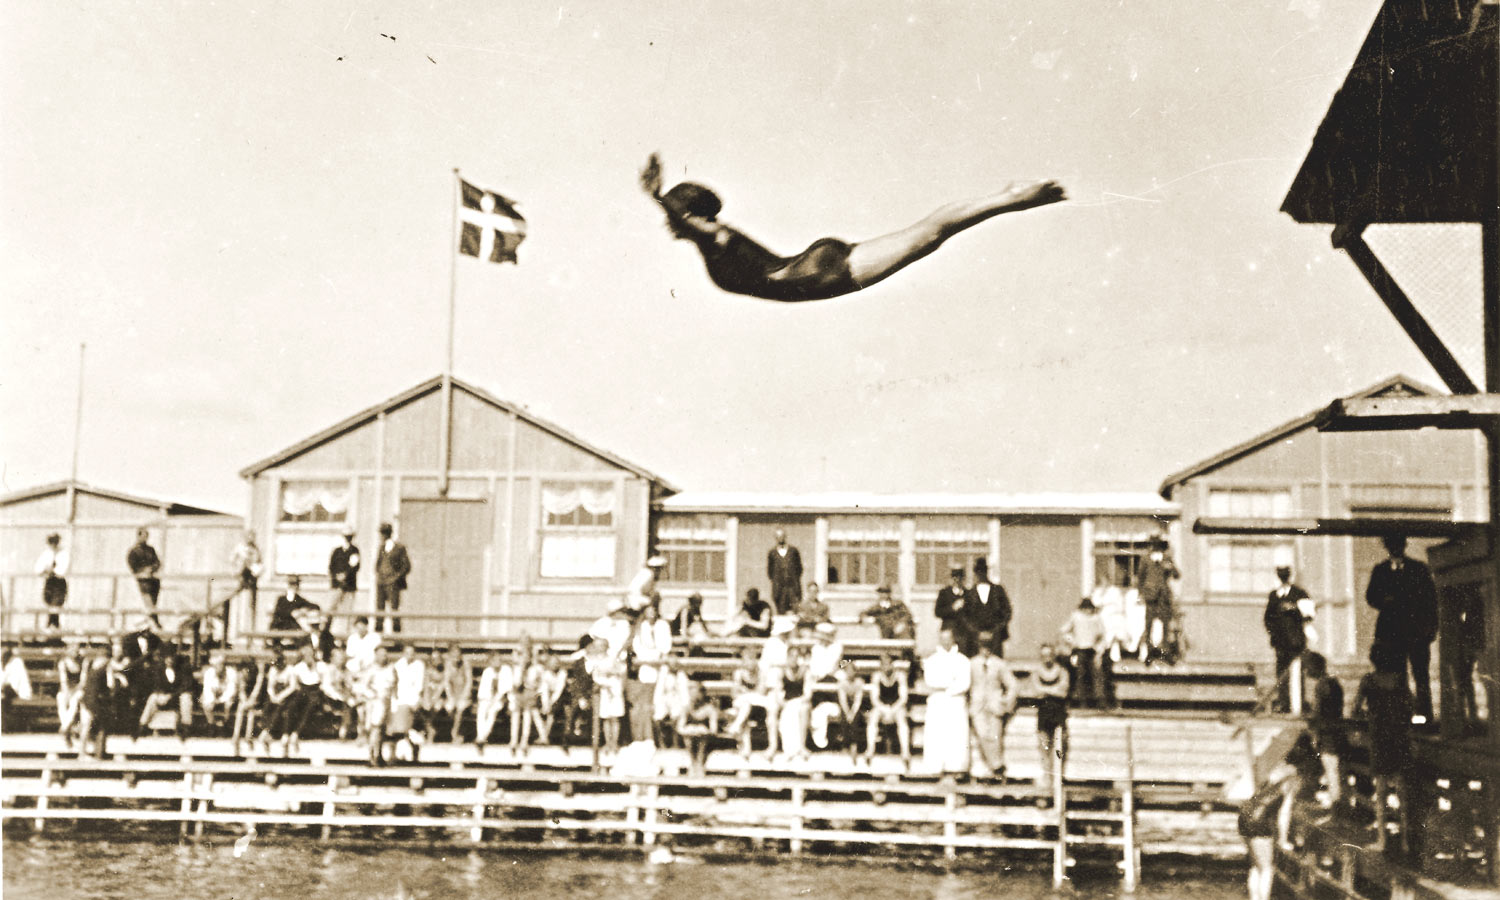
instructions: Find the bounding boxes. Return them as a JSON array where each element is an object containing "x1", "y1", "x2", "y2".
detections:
[{"x1": 399, "y1": 499, "x2": 490, "y2": 635}]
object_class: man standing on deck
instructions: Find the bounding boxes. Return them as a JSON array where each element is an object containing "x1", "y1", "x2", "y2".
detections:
[
  {"x1": 922, "y1": 626, "x2": 971, "y2": 778},
  {"x1": 767, "y1": 529, "x2": 803, "y2": 615},
  {"x1": 1264, "y1": 566, "x2": 1310, "y2": 714},
  {"x1": 328, "y1": 526, "x2": 360, "y2": 625},
  {"x1": 969, "y1": 630, "x2": 1017, "y2": 780},
  {"x1": 375, "y1": 523, "x2": 411, "y2": 634},
  {"x1": 1364, "y1": 535, "x2": 1438, "y2": 724},
  {"x1": 961, "y1": 557, "x2": 1011, "y2": 657},
  {"x1": 127, "y1": 527, "x2": 163, "y2": 628},
  {"x1": 934, "y1": 566, "x2": 972, "y2": 651},
  {"x1": 1137, "y1": 535, "x2": 1179, "y2": 664},
  {"x1": 229, "y1": 530, "x2": 263, "y2": 636}
]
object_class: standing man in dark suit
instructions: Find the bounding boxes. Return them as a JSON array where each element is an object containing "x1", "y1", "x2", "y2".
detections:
[
  {"x1": 962, "y1": 557, "x2": 1012, "y2": 657},
  {"x1": 934, "y1": 565, "x2": 972, "y2": 651},
  {"x1": 328, "y1": 526, "x2": 361, "y2": 626},
  {"x1": 1137, "y1": 535, "x2": 1179, "y2": 663},
  {"x1": 375, "y1": 522, "x2": 412, "y2": 634},
  {"x1": 1264, "y1": 565, "x2": 1310, "y2": 713},
  {"x1": 127, "y1": 527, "x2": 163, "y2": 629},
  {"x1": 1365, "y1": 535, "x2": 1438, "y2": 723},
  {"x1": 767, "y1": 529, "x2": 803, "y2": 616}
]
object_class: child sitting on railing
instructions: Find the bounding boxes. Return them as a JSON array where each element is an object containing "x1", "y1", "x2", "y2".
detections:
[{"x1": 473, "y1": 651, "x2": 512, "y2": 749}]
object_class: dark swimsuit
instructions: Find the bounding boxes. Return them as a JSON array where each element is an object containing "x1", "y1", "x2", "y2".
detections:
[{"x1": 697, "y1": 229, "x2": 860, "y2": 302}]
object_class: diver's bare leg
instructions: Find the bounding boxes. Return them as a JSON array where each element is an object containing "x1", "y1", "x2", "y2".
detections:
[{"x1": 847, "y1": 181, "x2": 1066, "y2": 289}]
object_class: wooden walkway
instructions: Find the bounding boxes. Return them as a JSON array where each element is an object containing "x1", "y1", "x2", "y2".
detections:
[{"x1": 1, "y1": 713, "x2": 1288, "y2": 885}]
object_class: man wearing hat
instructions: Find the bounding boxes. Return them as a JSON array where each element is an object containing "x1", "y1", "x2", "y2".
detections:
[
  {"x1": 375, "y1": 523, "x2": 412, "y2": 633},
  {"x1": 859, "y1": 583, "x2": 916, "y2": 642},
  {"x1": 1264, "y1": 565, "x2": 1310, "y2": 713},
  {"x1": 328, "y1": 526, "x2": 361, "y2": 623},
  {"x1": 1137, "y1": 535, "x2": 1178, "y2": 663},
  {"x1": 1365, "y1": 535, "x2": 1438, "y2": 723},
  {"x1": 809, "y1": 622, "x2": 845, "y2": 680},
  {"x1": 934, "y1": 565, "x2": 973, "y2": 651},
  {"x1": 962, "y1": 557, "x2": 1012, "y2": 658},
  {"x1": 270, "y1": 575, "x2": 321, "y2": 637}
]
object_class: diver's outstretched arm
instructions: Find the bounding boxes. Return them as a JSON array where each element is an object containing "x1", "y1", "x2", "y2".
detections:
[
  {"x1": 639, "y1": 153, "x2": 664, "y2": 200},
  {"x1": 642, "y1": 152, "x2": 725, "y2": 244}
]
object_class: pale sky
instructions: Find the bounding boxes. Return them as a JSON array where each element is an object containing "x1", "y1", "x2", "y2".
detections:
[{"x1": 1, "y1": 1, "x2": 1452, "y2": 514}]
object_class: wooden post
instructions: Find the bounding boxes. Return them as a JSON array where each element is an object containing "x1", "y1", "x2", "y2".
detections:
[
  {"x1": 35, "y1": 755, "x2": 53, "y2": 831},
  {"x1": 321, "y1": 773, "x2": 336, "y2": 841},
  {"x1": 195, "y1": 774, "x2": 212, "y2": 838},
  {"x1": 1053, "y1": 727, "x2": 1067, "y2": 888},
  {"x1": 591, "y1": 686, "x2": 601, "y2": 773},
  {"x1": 1122, "y1": 724, "x2": 1138, "y2": 892},
  {"x1": 942, "y1": 790, "x2": 958, "y2": 861},
  {"x1": 791, "y1": 786, "x2": 805, "y2": 854},
  {"x1": 641, "y1": 784, "x2": 659, "y2": 846},
  {"x1": 180, "y1": 767, "x2": 195, "y2": 837},
  {"x1": 625, "y1": 784, "x2": 641, "y2": 843},
  {"x1": 471, "y1": 777, "x2": 489, "y2": 843}
]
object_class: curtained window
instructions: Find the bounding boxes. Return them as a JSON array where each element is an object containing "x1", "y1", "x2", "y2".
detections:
[
  {"x1": 539, "y1": 482, "x2": 617, "y2": 578},
  {"x1": 657, "y1": 515, "x2": 727, "y2": 585},
  {"x1": 828, "y1": 518, "x2": 901, "y2": 586},
  {"x1": 913, "y1": 522, "x2": 989, "y2": 587},
  {"x1": 279, "y1": 481, "x2": 351, "y2": 524},
  {"x1": 275, "y1": 480, "x2": 351, "y2": 574}
]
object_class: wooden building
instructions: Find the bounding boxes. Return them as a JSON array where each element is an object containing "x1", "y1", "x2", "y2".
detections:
[
  {"x1": 0, "y1": 480, "x2": 241, "y2": 633},
  {"x1": 237, "y1": 375, "x2": 678, "y2": 638},
  {"x1": 654, "y1": 490, "x2": 1177, "y2": 654},
  {"x1": 1159, "y1": 375, "x2": 1489, "y2": 664}
]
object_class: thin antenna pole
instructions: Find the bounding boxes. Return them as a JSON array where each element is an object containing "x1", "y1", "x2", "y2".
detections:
[
  {"x1": 440, "y1": 169, "x2": 459, "y2": 495},
  {"x1": 67, "y1": 343, "x2": 86, "y2": 524}
]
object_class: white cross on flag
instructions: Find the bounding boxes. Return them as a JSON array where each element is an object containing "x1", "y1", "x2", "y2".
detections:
[{"x1": 458, "y1": 180, "x2": 527, "y2": 264}]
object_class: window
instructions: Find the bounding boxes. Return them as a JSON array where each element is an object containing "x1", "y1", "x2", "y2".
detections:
[
  {"x1": 827, "y1": 518, "x2": 900, "y2": 586},
  {"x1": 1207, "y1": 488, "x2": 1293, "y2": 519},
  {"x1": 914, "y1": 520, "x2": 989, "y2": 586},
  {"x1": 279, "y1": 481, "x2": 350, "y2": 524},
  {"x1": 1093, "y1": 538, "x2": 1152, "y2": 588},
  {"x1": 658, "y1": 516, "x2": 727, "y2": 585},
  {"x1": 539, "y1": 482, "x2": 617, "y2": 579},
  {"x1": 1207, "y1": 539, "x2": 1294, "y2": 599},
  {"x1": 275, "y1": 480, "x2": 352, "y2": 574}
]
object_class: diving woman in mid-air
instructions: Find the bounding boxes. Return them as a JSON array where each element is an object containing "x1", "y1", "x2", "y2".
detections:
[{"x1": 640, "y1": 153, "x2": 1066, "y2": 303}]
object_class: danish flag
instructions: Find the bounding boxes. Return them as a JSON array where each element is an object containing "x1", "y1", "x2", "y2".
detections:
[{"x1": 458, "y1": 180, "x2": 527, "y2": 264}]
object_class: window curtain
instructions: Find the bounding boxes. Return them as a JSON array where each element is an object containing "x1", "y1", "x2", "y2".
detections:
[
  {"x1": 541, "y1": 484, "x2": 616, "y2": 520},
  {"x1": 281, "y1": 482, "x2": 350, "y2": 517}
]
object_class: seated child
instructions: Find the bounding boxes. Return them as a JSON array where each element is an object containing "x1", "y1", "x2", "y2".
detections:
[{"x1": 675, "y1": 681, "x2": 719, "y2": 777}]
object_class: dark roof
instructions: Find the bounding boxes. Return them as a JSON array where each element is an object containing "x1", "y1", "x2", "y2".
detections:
[
  {"x1": 1281, "y1": 0, "x2": 1497, "y2": 224},
  {"x1": 0, "y1": 480, "x2": 233, "y2": 517},
  {"x1": 237, "y1": 374, "x2": 680, "y2": 493},
  {"x1": 1157, "y1": 374, "x2": 1441, "y2": 499}
]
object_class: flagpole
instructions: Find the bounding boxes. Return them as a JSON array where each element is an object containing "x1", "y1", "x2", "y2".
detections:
[
  {"x1": 440, "y1": 168, "x2": 459, "y2": 496},
  {"x1": 67, "y1": 342, "x2": 86, "y2": 536}
]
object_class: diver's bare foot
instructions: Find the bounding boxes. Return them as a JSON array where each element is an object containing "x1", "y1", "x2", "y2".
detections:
[{"x1": 1006, "y1": 180, "x2": 1067, "y2": 210}]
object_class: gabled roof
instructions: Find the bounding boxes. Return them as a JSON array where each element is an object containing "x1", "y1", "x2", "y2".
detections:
[
  {"x1": 1157, "y1": 374, "x2": 1442, "y2": 499},
  {"x1": 1281, "y1": 0, "x2": 1496, "y2": 224},
  {"x1": 660, "y1": 490, "x2": 1175, "y2": 518},
  {"x1": 237, "y1": 374, "x2": 680, "y2": 492},
  {"x1": 0, "y1": 480, "x2": 233, "y2": 517}
]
